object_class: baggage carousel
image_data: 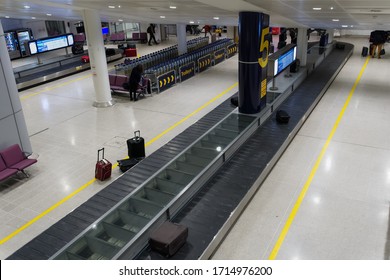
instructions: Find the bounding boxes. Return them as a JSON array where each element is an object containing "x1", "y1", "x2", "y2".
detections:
[
  {"x1": 7, "y1": 42, "x2": 354, "y2": 260},
  {"x1": 14, "y1": 50, "x2": 122, "y2": 91}
]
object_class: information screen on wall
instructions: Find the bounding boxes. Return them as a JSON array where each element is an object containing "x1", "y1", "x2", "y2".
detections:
[{"x1": 28, "y1": 33, "x2": 74, "y2": 55}]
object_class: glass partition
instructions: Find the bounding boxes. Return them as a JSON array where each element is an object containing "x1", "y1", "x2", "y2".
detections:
[{"x1": 53, "y1": 113, "x2": 256, "y2": 260}]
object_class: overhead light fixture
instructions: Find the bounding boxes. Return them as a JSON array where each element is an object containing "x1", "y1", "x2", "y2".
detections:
[
  {"x1": 47, "y1": 13, "x2": 52, "y2": 16},
  {"x1": 5, "y1": 16, "x2": 10, "y2": 18},
  {"x1": 330, "y1": 7, "x2": 334, "y2": 10},
  {"x1": 118, "y1": 19, "x2": 123, "y2": 22},
  {"x1": 118, "y1": 5, "x2": 121, "y2": 8},
  {"x1": 189, "y1": 21, "x2": 194, "y2": 24},
  {"x1": 350, "y1": 25, "x2": 354, "y2": 28},
  {"x1": 342, "y1": 25, "x2": 348, "y2": 28},
  {"x1": 108, "y1": 5, "x2": 115, "y2": 9},
  {"x1": 170, "y1": 6, "x2": 177, "y2": 9},
  {"x1": 24, "y1": 5, "x2": 31, "y2": 9},
  {"x1": 213, "y1": 17, "x2": 220, "y2": 20},
  {"x1": 31, "y1": 17, "x2": 36, "y2": 19},
  {"x1": 332, "y1": 19, "x2": 339, "y2": 22},
  {"x1": 160, "y1": 16, "x2": 166, "y2": 18},
  {"x1": 313, "y1": 7, "x2": 322, "y2": 10}
]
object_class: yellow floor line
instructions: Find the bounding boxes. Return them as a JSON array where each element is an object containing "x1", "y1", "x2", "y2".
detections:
[
  {"x1": 268, "y1": 56, "x2": 371, "y2": 260},
  {"x1": 0, "y1": 82, "x2": 238, "y2": 246}
]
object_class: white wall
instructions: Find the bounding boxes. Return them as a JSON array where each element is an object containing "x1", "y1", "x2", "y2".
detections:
[
  {"x1": 23, "y1": 20, "x2": 48, "y2": 39},
  {"x1": 340, "y1": 29, "x2": 371, "y2": 37}
]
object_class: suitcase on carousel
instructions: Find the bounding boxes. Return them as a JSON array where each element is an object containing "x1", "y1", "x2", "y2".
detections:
[
  {"x1": 127, "y1": 130, "x2": 145, "y2": 159},
  {"x1": 276, "y1": 110, "x2": 290, "y2": 124},
  {"x1": 149, "y1": 221, "x2": 188, "y2": 257},
  {"x1": 95, "y1": 148, "x2": 112, "y2": 181},
  {"x1": 117, "y1": 158, "x2": 141, "y2": 172},
  {"x1": 81, "y1": 55, "x2": 90, "y2": 63},
  {"x1": 125, "y1": 48, "x2": 137, "y2": 57}
]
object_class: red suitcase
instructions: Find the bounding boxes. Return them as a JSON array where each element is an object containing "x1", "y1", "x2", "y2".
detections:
[
  {"x1": 149, "y1": 221, "x2": 188, "y2": 257},
  {"x1": 81, "y1": 55, "x2": 90, "y2": 63},
  {"x1": 95, "y1": 148, "x2": 112, "y2": 181},
  {"x1": 125, "y1": 48, "x2": 137, "y2": 57}
]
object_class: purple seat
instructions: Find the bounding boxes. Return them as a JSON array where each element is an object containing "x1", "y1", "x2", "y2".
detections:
[
  {"x1": 0, "y1": 144, "x2": 37, "y2": 176},
  {"x1": 109, "y1": 74, "x2": 116, "y2": 86},
  {"x1": 0, "y1": 156, "x2": 18, "y2": 181}
]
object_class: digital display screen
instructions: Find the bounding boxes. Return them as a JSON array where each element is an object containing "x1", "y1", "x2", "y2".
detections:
[
  {"x1": 28, "y1": 33, "x2": 74, "y2": 55},
  {"x1": 29, "y1": 41, "x2": 38, "y2": 55},
  {"x1": 67, "y1": 34, "x2": 74, "y2": 46},
  {"x1": 273, "y1": 46, "x2": 297, "y2": 76},
  {"x1": 102, "y1": 27, "x2": 109, "y2": 35},
  {"x1": 37, "y1": 35, "x2": 68, "y2": 52}
]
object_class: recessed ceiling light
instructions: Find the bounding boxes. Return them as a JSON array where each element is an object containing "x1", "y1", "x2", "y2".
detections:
[
  {"x1": 189, "y1": 21, "x2": 194, "y2": 24},
  {"x1": 170, "y1": 6, "x2": 177, "y2": 9},
  {"x1": 332, "y1": 19, "x2": 339, "y2": 22},
  {"x1": 313, "y1": 7, "x2": 322, "y2": 11},
  {"x1": 213, "y1": 17, "x2": 220, "y2": 20},
  {"x1": 118, "y1": 5, "x2": 121, "y2": 8},
  {"x1": 118, "y1": 19, "x2": 123, "y2": 22},
  {"x1": 342, "y1": 25, "x2": 348, "y2": 28},
  {"x1": 5, "y1": 16, "x2": 10, "y2": 18},
  {"x1": 160, "y1": 16, "x2": 166, "y2": 18},
  {"x1": 350, "y1": 25, "x2": 354, "y2": 28},
  {"x1": 47, "y1": 13, "x2": 52, "y2": 16},
  {"x1": 24, "y1": 5, "x2": 30, "y2": 9},
  {"x1": 108, "y1": 5, "x2": 115, "y2": 9},
  {"x1": 31, "y1": 17, "x2": 36, "y2": 19},
  {"x1": 330, "y1": 7, "x2": 334, "y2": 10}
]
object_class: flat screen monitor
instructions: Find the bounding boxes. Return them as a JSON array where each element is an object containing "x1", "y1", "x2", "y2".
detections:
[
  {"x1": 273, "y1": 46, "x2": 297, "y2": 76},
  {"x1": 102, "y1": 27, "x2": 109, "y2": 35},
  {"x1": 28, "y1": 41, "x2": 38, "y2": 55}
]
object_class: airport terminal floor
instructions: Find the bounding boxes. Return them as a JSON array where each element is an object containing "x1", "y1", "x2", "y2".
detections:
[{"x1": 1, "y1": 36, "x2": 389, "y2": 260}]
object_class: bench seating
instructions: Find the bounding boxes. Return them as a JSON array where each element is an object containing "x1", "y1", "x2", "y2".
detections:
[
  {"x1": 109, "y1": 74, "x2": 151, "y2": 100},
  {"x1": 109, "y1": 74, "x2": 129, "y2": 93},
  {"x1": 0, "y1": 144, "x2": 37, "y2": 180}
]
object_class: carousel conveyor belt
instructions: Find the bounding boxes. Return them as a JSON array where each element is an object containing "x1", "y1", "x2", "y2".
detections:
[{"x1": 7, "y1": 42, "x2": 354, "y2": 260}]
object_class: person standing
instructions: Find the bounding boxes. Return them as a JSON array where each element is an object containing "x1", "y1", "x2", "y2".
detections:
[
  {"x1": 129, "y1": 64, "x2": 143, "y2": 101},
  {"x1": 201, "y1": 25, "x2": 212, "y2": 37},
  {"x1": 370, "y1": 30, "x2": 387, "y2": 59},
  {"x1": 147, "y1": 24, "x2": 159, "y2": 46}
]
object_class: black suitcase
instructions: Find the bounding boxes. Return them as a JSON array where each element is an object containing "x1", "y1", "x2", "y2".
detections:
[
  {"x1": 149, "y1": 221, "x2": 188, "y2": 257},
  {"x1": 276, "y1": 110, "x2": 290, "y2": 124},
  {"x1": 117, "y1": 158, "x2": 141, "y2": 172},
  {"x1": 127, "y1": 130, "x2": 145, "y2": 159},
  {"x1": 380, "y1": 48, "x2": 385, "y2": 55},
  {"x1": 362, "y1": 46, "x2": 368, "y2": 57}
]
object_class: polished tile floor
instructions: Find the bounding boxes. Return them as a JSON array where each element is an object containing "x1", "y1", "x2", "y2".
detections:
[
  {"x1": 212, "y1": 37, "x2": 390, "y2": 260},
  {"x1": 1, "y1": 36, "x2": 389, "y2": 260}
]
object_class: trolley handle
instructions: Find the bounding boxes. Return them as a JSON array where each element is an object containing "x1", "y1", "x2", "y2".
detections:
[
  {"x1": 97, "y1": 148, "x2": 105, "y2": 161},
  {"x1": 134, "y1": 130, "x2": 141, "y2": 139}
]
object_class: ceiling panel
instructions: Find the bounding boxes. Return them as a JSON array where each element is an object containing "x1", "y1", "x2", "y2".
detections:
[{"x1": 1, "y1": 0, "x2": 390, "y2": 30}]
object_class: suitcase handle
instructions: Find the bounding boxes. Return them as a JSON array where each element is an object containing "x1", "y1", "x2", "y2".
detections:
[
  {"x1": 134, "y1": 130, "x2": 141, "y2": 139},
  {"x1": 97, "y1": 148, "x2": 105, "y2": 161}
]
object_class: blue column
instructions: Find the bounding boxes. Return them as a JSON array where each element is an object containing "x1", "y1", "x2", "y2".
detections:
[{"x1": 238, "y1": 12, "x2": 270, "y2": 114}]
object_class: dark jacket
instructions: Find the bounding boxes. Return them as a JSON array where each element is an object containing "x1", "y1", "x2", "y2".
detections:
[
  {"x1": 129, "y1": 66, "x2": 142, "y2": 92},
  {"x1": 370, "y1": 30, "x2": 387, "y2": 45}
]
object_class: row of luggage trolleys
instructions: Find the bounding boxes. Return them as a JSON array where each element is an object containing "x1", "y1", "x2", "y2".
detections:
[
  {"x1": 114, "y1": 37, "x2": 209, "y2": 75},
  {"x1": 145, "y1": 39, "x2": 237, "y2": 93},
  {"x1": 50, "y1": 113, "x2": 257, "y2": 260}
]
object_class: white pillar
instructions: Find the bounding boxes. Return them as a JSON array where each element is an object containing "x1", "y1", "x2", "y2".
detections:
[
  {"x1": 0, "y1": 21, "x2": 32, "y2": 152},
  {"x1": 82, "y1": 9, "x2": 114, "y2": 108},
  {"x1": 297, "y1": 28, "x2": 308, "y2": 67},
  {"x1": 176, "y1": 24, "x2": 187, "y2": 55},
  {"x1": 327, "y1": 29, "x2": 334, "y2": 44}
]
